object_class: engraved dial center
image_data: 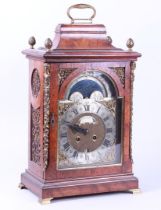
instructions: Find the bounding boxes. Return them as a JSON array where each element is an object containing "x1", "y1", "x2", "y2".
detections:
[{"x1": 68, "y1": 113, "x2": 105, "y2": 152}]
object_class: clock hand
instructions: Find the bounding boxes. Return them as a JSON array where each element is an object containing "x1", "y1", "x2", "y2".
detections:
[
  {"x1": 64, "y1": 121, "x2": 88, "y2": 135},
  {"x1": 69, "y1": 124, "x2": 88, "y2": 135}
]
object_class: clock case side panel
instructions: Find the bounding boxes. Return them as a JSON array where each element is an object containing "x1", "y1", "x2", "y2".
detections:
[
  {"x1": 22, "y1": 60, "x2": 45, "y2": 180},
  {"x1": 44, "y1": 64, "x2": 59, "y2": 180},
  {"x1": 122, "y1": 62, "x2": 133, "y2": 172},
  {"x1": 20, "y1": 61, "x2": 60, "y2": 199}
]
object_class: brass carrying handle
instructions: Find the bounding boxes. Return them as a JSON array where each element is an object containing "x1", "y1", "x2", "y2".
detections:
[{"x1": 67, "y1": 4, "x2": 96, "y2": 24}]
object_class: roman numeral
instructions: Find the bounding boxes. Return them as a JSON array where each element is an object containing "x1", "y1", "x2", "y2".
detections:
[
  {"x1": 84, "y1": 149, "x2": 89, "y2": 161},
  {"x1": 72, "y1": 109, "x2": 78, "y2": 115},
  {"x1": 84, "y1": 105, "x2": 90, "y2": 111},
  {"x1": 103, "y1": 116, "x2": 109, "y2": 121},
  {"x1": 63, "y1": 142, "x2": 70, "y2": 151},
  {"x1": 106, "y1": 128, "x2": 112, "y2": 133},
  {"x1": 61, "y1": 132, "x2": 67, "y2": 138},
  {"x1": 85, "y1": 153, "x2": 89, "y2": 161},
  {"x1": 103, "y1": 139, "x2": 110, "y2": 147},
  {"x1": 97, "y1": 106, "x2": 101, "y2": 113},
  {"x1": 73, "y1": 150, "x2": 78, "y2": 158}
]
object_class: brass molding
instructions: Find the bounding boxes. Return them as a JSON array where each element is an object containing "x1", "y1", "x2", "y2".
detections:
[
  {"x1": 31, "y1": 69, "x2": 40, "y2": 97},
  {"x1": 59, "y1": 101, "x2": 74, "y2": 116},
  {"x1": 31, "y1": 106, "x2": 41, "y2": 165},
  {"x1": 131, "y1": 61, "x2": 136, "y2": 71},
  {"x1": 58, "y1": 68, "x2": 77, "y2": 88},
  {"x1": 43, "y1": 63, "x2": 51, "y2": 170},
  {"x1": 109, "y1": 67, "x2": 125, "y2": 87},
  {"x1": 113, "y1": 67, "x2": 125, "y2": 86},
  {"x1": 99, "y1": 98, "x2": 116, "y2": 118}
]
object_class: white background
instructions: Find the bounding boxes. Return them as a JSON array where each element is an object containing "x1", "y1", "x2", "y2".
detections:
[{"x1": 0, "y1": 0, "x2": 161, "y2": 209}]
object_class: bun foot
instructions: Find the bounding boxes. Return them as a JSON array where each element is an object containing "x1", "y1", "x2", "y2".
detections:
[
  {"x1": 128, "y1": 188, "x2": 141, "y2": 194},
  {"x1": 39, "y1": 197, "x2": 53, "y2": 204},
  {"x1": 18, "y1": 183, "x2": 26, "y2": 189}
]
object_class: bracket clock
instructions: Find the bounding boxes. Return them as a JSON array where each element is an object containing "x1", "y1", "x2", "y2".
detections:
[{"x1": 19, "y1": 4, "x2": 141, "y2": 203}]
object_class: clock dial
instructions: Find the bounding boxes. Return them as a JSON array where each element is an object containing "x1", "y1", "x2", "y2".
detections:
[
  {"x1": 58, "y1": 71, "x2": 122, "y2": 170},
  {"x1": 58, "y1": 99, "x2": 120, "y2": 169}
]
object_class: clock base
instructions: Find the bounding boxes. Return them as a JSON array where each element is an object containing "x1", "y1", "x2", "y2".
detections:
[{"x1": 20, "y1": 171, "x2": 139, "y2": 203}]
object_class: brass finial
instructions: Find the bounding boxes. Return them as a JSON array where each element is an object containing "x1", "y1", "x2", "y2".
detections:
[
  {"x1": 44, "y1": 38, "x2": 53, "y2": 52},
  {"x1": 126, "y1": 38, "x2": 134, "y2": 51},
  {"x1": 28, "y1": 36, "x2": 36, "y2": 49},
  {"x1": 107, "y1": 36, "x2": 112, "y2": 44}
]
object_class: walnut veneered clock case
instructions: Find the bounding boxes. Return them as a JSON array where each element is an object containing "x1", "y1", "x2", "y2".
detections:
[{"x1": 19, "y1": 4, "x2": 141, "y2": 203}]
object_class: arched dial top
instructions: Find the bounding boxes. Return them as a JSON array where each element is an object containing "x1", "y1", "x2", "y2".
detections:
[
  {"x1": 65, "y1": 71, "x2": 118, "y2": 101},
  {"x1": 57, "y1": 71, "x2": 122, "y2": 170}
]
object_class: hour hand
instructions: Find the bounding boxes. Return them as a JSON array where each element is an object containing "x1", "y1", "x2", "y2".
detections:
[
  {"x1": 69, "y1": 124, "x2": 88, "y2": 135},
  {"x1": 64, "y1": 121, "x2": 88, "y2": 135}
]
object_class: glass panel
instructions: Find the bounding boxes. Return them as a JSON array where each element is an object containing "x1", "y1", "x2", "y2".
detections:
[{"x1": 57, "y1": 71, "x2": 122, "y2": 170}]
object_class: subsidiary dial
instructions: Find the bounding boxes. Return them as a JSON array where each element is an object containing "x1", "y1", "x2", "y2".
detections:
[
  {"x1": 90, "y1": 91, "x2": 104, "y2": 101},
  {"x1": 69, "y1": 92, "x2": 83, "y2": 102}
]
